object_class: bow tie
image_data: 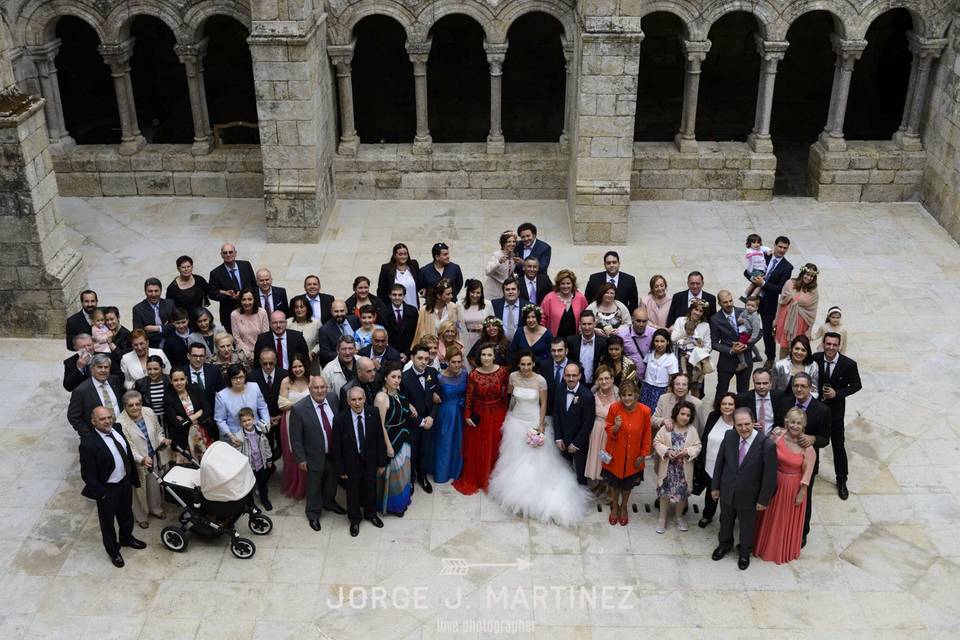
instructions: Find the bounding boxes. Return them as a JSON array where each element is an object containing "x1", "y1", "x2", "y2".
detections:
[
  {"x1": 416, "y1": 372, "x2": 426, "y2": 378},
  {"x1": 566, "y1": 389, "x2": 578, "y2": 395}
]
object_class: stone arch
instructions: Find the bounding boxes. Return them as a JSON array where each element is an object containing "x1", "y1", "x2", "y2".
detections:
[
  {"x1": 855, "y1": 1, "x2": 930, "y2": 39},
  {"x1": 633, "y1": 1, "x2": 696, "y2": 39},
  {"x1": 774, "y1": 0, "x2": 853, "y2": 40},
  {"x1": 105, "y1": 1, "x2": 188, "y2": 44},
  {"x1": 694, "y1": 0, "x2": 776, "y2": 40},
  {"x1": 332, "y1": 2, "x2": 418, "y2": 45},
  {"x1": 418, "y1": 1, "x2": 497, "y2": 44},
  {"x1": 492, "y1": 0, "x2": 575, "y2": 44},
  {"x1": 19, "y1": 0, "x2": 109, "y2": 45},
  {"x1": 183, "y1": 0, "x2": 252, "y2": 42}
]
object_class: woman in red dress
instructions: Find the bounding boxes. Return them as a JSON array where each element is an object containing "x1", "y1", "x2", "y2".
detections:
[
  {"x1": 754, "y1": 407, "x2": 816, "y2": 564},
  {"x1": 454, "y1": 344, "x2": 509, "y2": 495}
]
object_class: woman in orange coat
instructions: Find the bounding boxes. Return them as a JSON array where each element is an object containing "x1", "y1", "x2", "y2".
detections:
[{"x1": 602, "y1": 379, "x2": 652, "y2": 526}]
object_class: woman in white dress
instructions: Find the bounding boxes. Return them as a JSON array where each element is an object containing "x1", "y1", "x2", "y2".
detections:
[
  {"x1": 457, "y1": 279, "x2": 494, "y2": 360},
  {"x1": 483, "y1": 230, "x2": 518, "y2": 297},
  {"x1": 488, "y1": 351, "x2": 593, "y2": 527}
]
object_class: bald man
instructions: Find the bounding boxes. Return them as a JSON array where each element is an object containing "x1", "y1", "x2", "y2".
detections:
[
  {"x1": 208, "y1": 243, "x2": 256, "y2": 333},
  {"x1": 256, "y1": 268, "x2": 289, "y2": 317},
  {"x1": 254, "y1": 310, "x2": 309, "y2": 370}
]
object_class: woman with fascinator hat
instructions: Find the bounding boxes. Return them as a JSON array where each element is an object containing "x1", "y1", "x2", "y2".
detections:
[{"x1": 774, "y1": 263, "x2": 821, "y2": 359}]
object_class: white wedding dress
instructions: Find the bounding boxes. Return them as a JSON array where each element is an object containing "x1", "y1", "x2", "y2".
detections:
[{"x1": 487, "y1": 373, "x2": 593, "y2": 527}]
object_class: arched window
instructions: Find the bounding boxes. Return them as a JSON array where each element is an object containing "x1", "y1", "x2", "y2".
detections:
[
  {"x1": 129, "y1": 16, "x2": 193, "y2": 143},
  {"x1": 697, "y1": 12, "x2": 761, "y2": 141},
  {"x1": 203, "y1": 15, "x2": 259, "y2": 145},
  {"x1": 502, "y1": 12, "x2": 565, "y2": 142},
  {"x1": 55, "y1": 16, "x2": 121, "y2": 144},
  {"x1": 634, "y1": 11, "x2": 685, "y2": 141},
  {"x1": 427, "y1": 15, "x2": 490, "y2": 142},
  {"x1": 351, "y1": 15, "x2": 415, "y2": 143}
]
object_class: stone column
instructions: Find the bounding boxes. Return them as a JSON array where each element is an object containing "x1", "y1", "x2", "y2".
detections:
[
  {"x1": 406, "y1": 40, "x2": 432, "y2": 155},
  {"x1": 893, "y1": 32, "x2": 949, "y2": 150},
  {"x1": 174, "y1": 39, "x2": 214, "y2": 155},
  {"x1": 559, "y1": 38, "x2": 574, "y2": 152},
  {"x1": 817, "y1": 36, "x2": 867, "y2": 152},
  {"x1": 484, "y1": 42, "x2": 507, "y2": 154},
  {"x1": 674, "y1": 40, "x2": 711, "y2": 153},
  {"x1": 327, "y1": 41, "x2": 359, "y2": 156},
  {"x1": 27, "y1": 39, "x2": 74, "y2": 148},
  {"x1": 747, "y1": 37, "x2": 788, "y2": 153},
  {"x1": 98, "y1": 40, "x2": 146, "y2": 156}
]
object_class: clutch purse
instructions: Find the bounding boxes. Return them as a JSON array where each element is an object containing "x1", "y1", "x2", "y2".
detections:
[
  {"x1": 470, "y1": 412, "x2": 481, "y2": 428},
  {"x1": 599, "y1": 449, "x2": 613, "y2": 464}
]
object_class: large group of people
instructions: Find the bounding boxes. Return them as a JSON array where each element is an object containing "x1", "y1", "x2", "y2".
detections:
[{"x1": 67, "y1": 226, "x2": 862, "y2": 571}]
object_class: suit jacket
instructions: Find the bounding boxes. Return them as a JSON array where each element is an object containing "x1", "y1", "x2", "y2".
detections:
[
  {"x1": 253, "y1": 330, "x2": 310, "y2": 369},
  {"x1": 515, "y1": 239, "x2": 552, "y2": 274},
  {"x1": 208, "y1": 260, "x2": 257, "y2": 328},
  {"x1": 538, "y1": 359, "x2": 572, "y2": 418},
  {"x1": 812, "y1": 352, "x2": 861, "y2": 424},
  {"x1": 584, "y1": 272, "x2": 640, "y2": 312},
  {"x1": 79, "y1": 424, "x2": 141, "y2": 500},
  {"x1": 68, "y1": 376, "x2": 124, "y2": 436},
  {"x1": 302, "y1": 293, "x2": 335, "y2": 325},
  {"x1": 710, "y1": 430, "x2": 778, "y2": 509},
  {"x1": 162, "y1": 328, "x2": 195, "y2": 367},
  {"x1": 258, "y1": 287, "x2": 290, "y2": 317},
  {"x1": 517, "y1": 273, "x2": 553, "y2": 306},
  {"x1": 66, "y1": 310, "x2": 92, "y2": 350},
  {"x1": 248, "y1": 367, "x2": 290, "y2": 417},
  {"x1": 62, "y1": 352, "x2": 121, "y2": 392},
  {"x1": 566, "y1": 333, "x2": 607, "y2": 381},
  {"x1": 745, "y1": 255, "x2": 793, "y2": 316},
  {"x1": 490, "y1": 297, "x2": 524, "y2": 331},
  {"x1": 666, "y1": 290, "x2": 717, "y2": 329},
  {"x1": 709, "y1": 307, "x2": 745, "y2": 373},
  {"x1": 358, "y1": 344, "x2": 403, "y2": 366},
  {"x1": 553, "y1": 384, "x2": 595, "y2": 451},
  {"x1": 418, "y1": 262, "x2": 465, "y2": 301},
  {"x1": 316, "y1": 316, "x2": 362, "y2": 366},
  {"x1": 778, "y1": 395, "x2": 831, "y2": 457},
  {"x1": 132, "y1": 298, "x2": 176, "y2": 348},
  {"x1": 163, "y1": 385, "x2": 211, "y2": 449},
  {"x1": 289, "y1": 392, "x2": 339, "y2": 470},
  {"x1": 339, "y1": 378, "x2": 377, "y2": 409},
  {"x1": 736, "y1": 390, "x2": 786, "y2": 431},
  {"x1": 186, "y1": 363, "x2": 225, "y2": 413},
  {"x1": 376, "y1": 260, "x2": 421, "y2": 301},
  {"x1": 332, "y1": 406, "x2": 388, "y2": 480},
  {"x1": 381, "y1": 303, "x2": 419, "y2": 354},
  {"x1": 401, "y1": 366, "x2": 441, "y2": 423}
]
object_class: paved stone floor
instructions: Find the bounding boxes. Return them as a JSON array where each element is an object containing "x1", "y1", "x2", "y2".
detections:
[{"x1": 2, "y1": 196, "x2": 960, "y2": 639}]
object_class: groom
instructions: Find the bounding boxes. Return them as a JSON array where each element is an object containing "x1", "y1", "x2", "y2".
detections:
[{"x1": 553, "y1": 363, "x2": 595, "y2": 485}]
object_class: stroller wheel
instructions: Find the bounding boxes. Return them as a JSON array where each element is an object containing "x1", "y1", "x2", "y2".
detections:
[
  {"x1": 161, "y1": 526, "x2": 188, "y2": 553},
  {"x1": 248, "y1": 514, "x2": 273, "y2": 536},
  {"x1": 230, "y1": 537, "x2": 256, "y2": 559}
]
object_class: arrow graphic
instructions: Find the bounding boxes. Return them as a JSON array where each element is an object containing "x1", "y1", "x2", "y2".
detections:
[{"x1": 440, "y1": 557, "x2": 532, "y2": 575}]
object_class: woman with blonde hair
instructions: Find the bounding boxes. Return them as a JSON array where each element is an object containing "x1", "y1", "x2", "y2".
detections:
[
  {"x1": 774, "y1": 263, "x2": 820, "y2": 358},
  {"x1": 208, "y1": 332, "x2": 249, "y2": 377},
  {"x1": 437, "y1": 319, "x2": 465, "y2": 370},
  {"x1": 540, "y1": 269, "x2": 588, "y2": 340},
  {"x1": 483, "y1": 230, "x2": 519, "y2": 297},
  {"x1": 643, "y1": 274, "x2": 670, "y2": 329}
]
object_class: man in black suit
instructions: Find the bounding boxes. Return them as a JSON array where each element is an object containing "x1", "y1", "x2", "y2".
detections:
[
  {"x1": 132, "y1": 278, "x2": 175, "y2": 348},
  {"x1": 710, "y1": 290, "x2": 751, "y2": 398},
  {"x1": 402, "y1": 344, "x2": 440, "y2": 493},
  {"x1": 383, "y1": 284, "x2": 418, "y2": 354},
  {"x1": 303, "y1": 274, "x2": 334, "y2": 324},
  {"x1": 538, "y1": 338, "x2": 571, "y2": 426},
  {"x1": 162, "y1": 308, "x2": 194, "y2": 367},
  {"x1": 359, "y1": 329, "x2": 403, "y2": 366},
  {"x1": 514, "y1": 222, "x2": 551, "y2": 275},
  {"x1": 339, "y1": 357, "x2": 378, "y2": 407},
  {"x1": 736, "y1": 368, "x2": 784, "y2": 435},
  {"x1": 248, "y1": 346, "x2": 289, "y2": 461},
  {"x1": 256, "y1": 268, "x2": 290, "y2": 317},
  {"x1": 316, "y1": 300, "x2": 361, "y2": 366},
  {"x1": 332, "y1": 385, "x2": 387, "y2": 537},
  {"x1": 290, "y1": 375, "x2": 347, "y2": 530},
  {"x1": 66, "y1": 289, "x2": 99, "y2": 350},
  {"x1": 567, "y1": 310, "x2": 606, "y2": 386},
  {"x1": 418, "y1": 242, "x2": 465, "y2": 301},
  {"x1": 584, "y1": 251, "x2": 640, "y2": 312},
  {"x1": 666, "y1": 271, "x2": 717, "y2": 329},
  {"x1": 710, "y1": 407, "x2": 778, "y2": 570},
  {"x1": 208, "y1": 243, "x2": 256, "y2": 333},
  {"x1": 553, "y1": 363, "x2": 595, "y2": 485},
  {"x1": 68, "y1": 354, "x2": 124, "y2": 436},
  {"x1": 490, "y1": 278, "x2": 522, "y2": 341},
  {"x1": 517, "y1": 257, "x2": 553, "y2": 305},
  {"x1": 186, "y1": 343, "x2": 225, "y2": 427},
  {"x1": 253, "y1": 311, "x2": 310, "y2": 370},
  {"x1": 744, "y1": 236, "x2": 793, "y2": 366},
  {"x1": 778, "y1": 373, "x2": 831, "y2": 546},
  {"x1": 813, "y1": 333, "x2": 861, "y2": 500},
  {"x1": 79, "y1": 406, "x2": 147, "y2": 567},
  {"x1": 63, "y1": 333, "x2": 120, "y2": 392}
]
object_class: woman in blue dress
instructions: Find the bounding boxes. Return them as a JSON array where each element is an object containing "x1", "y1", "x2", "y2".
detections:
[
  {"x1": 432, "y1": 346, "x2": 467, "y2": 483},
  {"x1": 508, "y1": 305, "x2": 553, "y2": 363}
]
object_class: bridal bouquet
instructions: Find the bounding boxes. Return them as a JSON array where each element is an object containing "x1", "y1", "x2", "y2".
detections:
[{"x1": 526, "y1": 428, "x2": 545, "y2": 448}]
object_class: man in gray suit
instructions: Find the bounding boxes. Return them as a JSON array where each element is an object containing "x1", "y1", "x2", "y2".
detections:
[
  {"x1": 289, "y1": 375, "x2": 346, "y2": 531},
  {"x1": 710, "y1": 289, "x2": 752, "y2": 398}
]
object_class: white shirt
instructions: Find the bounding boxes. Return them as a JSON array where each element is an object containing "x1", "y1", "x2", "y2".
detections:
[
  {"x1": 98, "y1": 429, "x2": 128, "y2": 483},
  {"x1": 643, "y1": 352, "x2": 679, "y2": 387},
  {"x1": 606, "y1": 272, "x2": 620, "y2": 286},
  {"x1": 260, "y1": 289, "x2": 274, "y2": 310},
  {"x1": 306, "y1": 295, "x2": 323, "y2": 322},
  {"x1": 686, "y1": 291, "x2": 703, "y2": 306},
  {"x1": 824, "y1": 353, "x2": 840, "y2": 379},
  {"x1": 272, "y1": 332, "x2": 289, "y2": 369},
  {"x1": 564, "y1": 383, "x2": 580, "y2": 410},
  {"x1": 313, "y1": 400, "x2": 333, "y2": 450},
  {"x1": 522, "y1": 239, "x2": 536, "y2": 259},
  {"x1": 189, "y1": 365, "x2": 205, "y2": 388},
  {"x1": 95, "y1": 380, "x2": 119, "y2": 411},
  {"x1": 351, "y1": 410, "x2": 365, "y2": 450},
  {"x1": 579, "y1": 335, "x2": 597, "y2": 383},
  {"x1": 755, "y1": 392, "x2": 774, "y2": 434},
  {"x1": 705, "y1": 418, "x2": 734, "y2": 478}
]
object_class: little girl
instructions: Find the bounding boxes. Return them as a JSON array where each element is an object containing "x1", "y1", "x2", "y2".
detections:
[
  {"x1": 812, "y1": 306, "x2": 847, "y2": 354},
  {"x1": 742, "y1": 233, "x2": 771, "y2": 302},
  {"x1": 90, "y1": 309, "x2": 112, "y2": 353}
]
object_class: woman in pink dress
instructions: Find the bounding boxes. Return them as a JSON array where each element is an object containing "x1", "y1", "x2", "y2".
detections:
[
  {"x1": 585, "y1": 365, "x2": 618, "y2": 497},
  {"x1": 774, "y1": 264, "x2": 819, "y2": 358},
  {"x1": 277, "y1": 354, "x2": 310, "y2": 499},
  {"x1": 642, "y1": 274, "x2": 670, "y2": 330},
  {"x1": 754, "y1": 407, "x2": 816, "y2": 564}
]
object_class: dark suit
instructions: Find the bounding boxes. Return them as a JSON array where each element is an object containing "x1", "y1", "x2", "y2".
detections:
[
  {"x1": 253, "y1": 330, "x2": 310, "y2": 370},
  {"x1": 778, "y1": 395, "x2": 831, "y2": 541},
  {"x1": 813, "y1": 352, "x2": 861, "y2": 484},
  {"x1": 316, "y1": 317, "x2": 362, "y2": 366},
  {"x1": 303, "y1": 293, "x2": 335, "y2": 325},
  {"x1": 710, "y1": 307, "x2": 751, "y2": 397},
  {"x1": 68, "y1": 376, "x2": 124, "y2": 436},
  {"x1": 538, "y1": 359, "x2": 570, "y2": 418},
  {"x1": 339, "y1": 378, "x2": 377, "y2": 409},
  {"x1": 289, "y1": 393, "x2": 341, "y2": 519},
  {"x1": 62, "y1": 353, "x2": 121, "y2": 392},
  {"x1": 359, "y1": 344, "x2": 403, "y2": 366},
  {"x1": 745, "y1": 255, "x2": 793, "y2": 362},
  {"x1": 566, "y1": 334, "x2": 607, "y2": 385},
  {"x1": 79, "y1": 425, "x2": 141, "y2": 555},
  {"x1": 162, "y1": 329, "x2": 195, "y2": 368},
  {"x1": 382, "y1": 303, "x2": 419, "y2": 354},
  {"x1": 711, "y1": 430, "x2": 777, "y2": 557},
  {"x1": 584, "y1": 272, "x2": 640, "y2": 312},
  {"x1": 517, "y1": 273, "x2": 553, "y2": 306},
  {"x1": 402, "y1": 366, "x2": 440, "y2": 481},
  {"x1": 208, "y1": 260, "x2": 256, "y2": 333},
  {"x1": 163, "y1": 385, "x2": 212, "y2": 450},
  {"x1": 258, "y1": 286, "x2": 290, "y2": 317},
  {"x1": 186, "y1": 364, "x2": 225, "y2": 423},
  {"x1": 490, "y1": 297, "x2": 523, "y2": 339},
  {"x1": 553, "y1": 384, "x2": 595, "y2": 484},
  {"x1": 66, "y1": 310, "x2": 92, "y2": 350},
  {"x1": 736, "y1": 390, "x2": 785, "y2": 435},
  {"x1": 249, "y1": 366, "x2": 289, "y2": 460},
  {"x1": 666, "y1": 290, "x2": 717, "y2": 329},
  {"x1": 515, "y1": 239, "x2": 552, "y2": 274},
  {"x1": 418, "y1": 262, "x2": 464, "y2": 301},
  {"x1": 132, "y1": 298, "x2": 176, "y2": 348},
  {"x1": 332, "y1": 406, "x2": 388, "y2": 524},
  {"x1": 376, "y1": 260, "x2": 421, "y2": 301}
]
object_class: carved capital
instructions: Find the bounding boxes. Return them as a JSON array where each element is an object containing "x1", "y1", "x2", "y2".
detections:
[
  {"x1": 906, "y1": 31, "x2": 949, "y2": 61},
  {"x1": 98, "y1": 39, "x2": 136, "y2": 73},
  {"x1": 754, "y1": 36, "x2": 789, "y2": 62},
  {"x1": 830, "y1": 35, "x2": 867, "y2": 64},
  {"x1": 681, "y1": 40, "x2": 711, "y2": 70},
  {"x1": 484, "y1": 41, "x2": 508, "y2": 75},
  {"x1": 327, "y1": 40, "x2": 355, "y2": 66}
]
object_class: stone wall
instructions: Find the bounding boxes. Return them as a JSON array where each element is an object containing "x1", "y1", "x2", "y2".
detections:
[
  {"x1": 631, "y1": 142, "x2": 776, "y2": 201},
  {"x1": 49, "y1": 145, "x2": 264, "y2": 198},
  {"x1": 807, "y1": 140, "x2": 926, "y2": 202},
  {"x1": 334, "y1": 143, "x2": 567, "y2": 199}
]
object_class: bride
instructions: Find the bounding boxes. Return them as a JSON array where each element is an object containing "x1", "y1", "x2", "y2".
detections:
[{"x1": 488, "y1": 350, "x2": 593, "y2": 527}]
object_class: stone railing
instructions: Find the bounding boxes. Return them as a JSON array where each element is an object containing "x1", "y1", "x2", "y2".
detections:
[{"x1": 807, "y1": 140, "x2": 925, "y2": 202}]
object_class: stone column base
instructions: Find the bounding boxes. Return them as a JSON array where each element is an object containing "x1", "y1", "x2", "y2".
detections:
[
  {"x1": 191, "y1": 138, "x2": 214, "y2": 155},
  {"x1": 892, "y1": 131, "x2": 923, "y2": 151},
  {"x1": 816, "y1": 131, "x2": 848, "y2": 152},
  {"x1": 118, "y1": 134, "x2": 146, "y2": 156},
  {"x1": 674, "y1": 134, "x2": 698, "y2": 154},
  {"x1": 486, "y1": 136, "x2": 505, "y2": 154},
  {"x1": 264, "y1": 189, "x2": 323, "y2": 243},
  {"x1": 411, "y1": 136, "x2": 432, "y2": 155},
  {"x1": 570, "y1": 180, "x2": 630, "y2": 245},
  {"x1": 338, "y1": 137, "x2": 360, "y2": 156},
  {"x1": 747, "y1": 133, "x2": 773, "y2": 153},
  {"x1": 807, "y1": 139, "x2": 926, "y2": 202}
]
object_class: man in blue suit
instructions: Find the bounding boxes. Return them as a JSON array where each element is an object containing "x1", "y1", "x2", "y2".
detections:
[
  {"x1": 743, "y1": 236, "x2": 793, "y2": 366},
  {"x1": 515, "y1": 222, "x2": 551, "y2": 275},
  {"x1": 256, "y1": 268, "x2": 290, "y2": 317}
]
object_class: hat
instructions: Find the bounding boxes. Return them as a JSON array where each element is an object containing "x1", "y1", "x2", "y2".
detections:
[{"x1": 826, "y1": 306, "x2": 841, "y2": 317}]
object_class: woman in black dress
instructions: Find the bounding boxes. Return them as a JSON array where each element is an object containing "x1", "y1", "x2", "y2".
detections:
[{"x1": 166, "y1": 255, "x2": 210, "y2": 314}]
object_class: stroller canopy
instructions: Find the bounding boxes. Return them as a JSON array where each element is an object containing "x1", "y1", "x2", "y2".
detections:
[{"x1": 199, "y1": 441, "x2": 256, "y2": 502}]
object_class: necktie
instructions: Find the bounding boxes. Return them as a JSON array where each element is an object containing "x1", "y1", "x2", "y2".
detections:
[
  {"x1": 266, "y1": 374, "x2": 272, "y2": 387},
  {"x1": 263, "y1": 293, "x2": 272, "y2": 315},
  {"x1": 758, "y1": 396, "x2": 767, "y2": 430},
  {"x1": 275, "y1": 336, "x2": 284, "y2": 368},
  {"x1": 318, "y1": 403, "x2": 333, "y2": 444},
  {"x1": 356, "y1": 414, "x2": 365, "y2": 453},
  {"x1": 827, "y1": 361, "x2": 834, "y2": 380},
  {"x1": 108, "y1": 431, "x2": 130, "y2": 479},
  {"x1": 231, "y1": 268, "x2": 242, "y2": 290},
  {"x1": 100, "y1": 382, "x2": 115, "y2": 414},
  {"x1": 528, "y1": 281, "x2": 536, "y2": 302},
  {"x1": 554, "y1": 363, "x2": 562, "y2": 387},
  {"x1": 766, "y1": 257, "x2": 778, "y2": 277},
  {"x1": 609, "y1": 277, "x2": 616, "y2": 285},
  {"x1": 796, "y1": 400, "x2": 804, "y2": 409},
  {"x1": 395, "y1": 308, "x2": 402, "y2": 325},
  {"x1": 152, "y1": 303, "x2": 161, "y2": 326},
  {"x1": 738, "y1": 438, "x2": 749, "y2": 466},
  {"x1": 341, "y1": 322, "x2": 350, "y2": 336},
  {"x1": 729, "y1": 313, "x2": 738, "y2": 334},
  {"x1": 506, "y1": 304, "x2": 516, "y2": 335},
  {"x1": 193, "y1": 371, "x2": 204, "y2": 391}
]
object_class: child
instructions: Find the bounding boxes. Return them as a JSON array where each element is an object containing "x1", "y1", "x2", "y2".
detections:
[
  {"x1": 90, "y1": 309, "x2": 112, "y2": 353},
  {"x1": 741, "y1": 233, "x2": 772, "y2": 302},
  {"x1": 353, "y1": 305, "x2": 384, "y2": 350},
  {"x1": 736, "y1": 297, "x2": 763, "y2": 372},
  {"x1": 812, "y1": 305, "x2": 847, "y2": 354},
  {"x1": 237, "y1": 407, "x2": 274, "y2": 511}
]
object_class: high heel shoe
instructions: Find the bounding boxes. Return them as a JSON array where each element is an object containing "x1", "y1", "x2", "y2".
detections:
[
  {"x1": 619, "y1": 514, "x2": 629, "y2": 526},
  {"x1": 608, "y1": 511, "x2": 618, "y2": 526}
]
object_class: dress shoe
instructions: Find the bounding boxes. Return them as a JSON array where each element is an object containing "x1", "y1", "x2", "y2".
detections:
[
  {"x1": 350, "y1": 522, "x2": 360, "y2": 537},
  {"x1": 119, "y1": 537, "x2": 146, "y2": 550},
  {"x1": 367, "y1": 515, "x2": 384, "y2": 528},
  {"x1": 138, "y1": 521, "x2": 149, "y2": 529},
  {"x1": 697, "y1": 517, "x2": 712, "y2": 529},
  {"x1": 712, "y1": 545, "x2": 730, "y2": 561},
  {"x1": 837, "y1": 481, "x2": 849, "y2": 500},
  {"x1": 308, "y1": 518, "x2": 322, "y2": 532},
  {"x1": 261, "y1": 498, "x2": 273, "y2": 511},
  {"x1": 738, "y1": 555, "x2": 750, "y2": 570},
  {"x1": 419, "y1": 477, "x2": 433, "y2": 494},
  {"x1": 109, "y1": 552, "x2": 125, "y2": 568},
  {"x1": 325, "y1": 502, "x2": 347, "y2": 515}
]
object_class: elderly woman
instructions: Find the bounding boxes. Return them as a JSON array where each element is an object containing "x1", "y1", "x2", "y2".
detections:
[
  {"x1": 642, "y1": 274, "x2": 671, "y2": 330},
  {"x1": 651, "y1": 372, "x2": 706, "y2": 436},
  {"x1": 775, "y1": 263, "x2": 820, "y2": 358},
  {"x1": 133, "y1": 355, "x2": 171, "y2": 429},
  {"x1": 117, "y1": 390, "x2": 170, "y2": 528},
  {"x1": 120, "y1": 329, "x2": 171, "y2": 390},
  {"x1": 586, "y1": 283, "x2": 631, "y2": 336},
  {"x1": 483, "y1": 230, "x2": 519, "y2": 298},
  {"x1": 166, "y1": 255, "x2": 210, "y2": 313},
  {"x1": 602, "y1": 380, "x2": 652, "y2": 526},
  {"x1": 214, "y1": 363, "x2": 270, "y2": 446},
  {"x1": 288, "y1": 294, "x2": 320, "y2": 358},
  {"x1": 540, "y1": 269, "x2": 589, "y2": 340},
  {"x1": 230, "y1": 288, "x2": 269, "y2": 356},
  {"x1": 208, "y1": 332, "x2": 249, "y2": 377},
  {"x1": 412, "y1": 279, "x2": 460, "y2": 350},
  {"x1": 654, "y1": 400, "x2": 701, "y2": 533},
  {"x1": 670, "y1": 300, "x2": 712, "y2": 397},
  {"x1": 773, "y1": 335, "x2": 819, "y2": 397}
]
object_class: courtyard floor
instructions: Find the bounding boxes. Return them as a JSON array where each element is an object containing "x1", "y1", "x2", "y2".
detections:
[{"x1": 1, "y1": 196, "x2": 959, "y2": 638}]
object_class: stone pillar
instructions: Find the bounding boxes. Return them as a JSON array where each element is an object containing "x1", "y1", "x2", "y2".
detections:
[
  {"x1": 893, "y1": 32, "x2": 948, "y2": 150},
  {"x1": 559, "y1": 38, "x2": 574, "y2": 152},
  {"x1": 485, "y1": 42, "x2": 507, "y2": 154},
  {"x1": 817, "y1": 36, "x2": 867, "y2": 152},
  {"x1": 174, "y1": 39, "x2": 214, "y2": 155},
  {"x1": 747, "y1": 37, "x2": 788, "y2": 153},
  {"x1": 406, "y1": 40, "x2": 432, "y2": 155},
  {"x1": 98, "y1": 40, "x2": 146, "y2": 156},
  {"x1": 327, "y1": 41, "x2": 359, "y2": 156},
  {"x1": 0, "y1": 93, "x2": 86, "y2": 337},
  {"x1": 27, "y1": 39, "x2": 75, "y2": 148},
  {"x1": 674, "y1": 40, "x2": 711, "y2": 153}
]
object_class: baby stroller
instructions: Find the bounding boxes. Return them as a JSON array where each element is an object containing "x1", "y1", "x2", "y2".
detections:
[{"x1": 154, "y1": 441, "x2": 273, "y2": 559}]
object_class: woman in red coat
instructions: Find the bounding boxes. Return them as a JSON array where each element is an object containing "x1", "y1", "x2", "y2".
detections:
[
  {"x1": 602, "y1": 380, "x2": 652, "y2": 526},
  {"x1": 454, "y1": 345, "x2": 509, "y2": 495}
]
